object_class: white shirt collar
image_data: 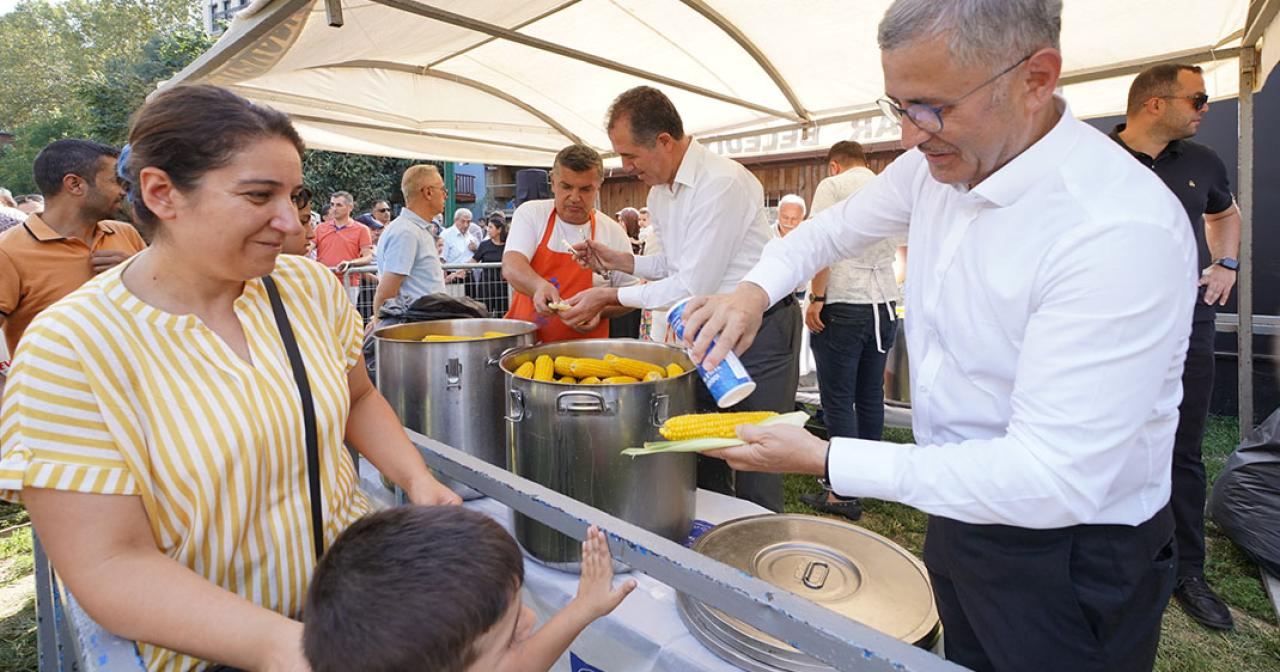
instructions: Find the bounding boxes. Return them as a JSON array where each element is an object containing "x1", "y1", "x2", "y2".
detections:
[{"x1": 968, "y1": 97, "x2": 1076, "y2": 208}]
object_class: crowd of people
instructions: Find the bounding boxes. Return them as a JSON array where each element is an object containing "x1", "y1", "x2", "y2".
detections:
[{"x1": 0, "y1": 0, "x2": 1249, "y2": 670}]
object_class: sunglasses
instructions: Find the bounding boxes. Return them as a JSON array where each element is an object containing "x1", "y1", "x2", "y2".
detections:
[
  {"x1": 291, "y1": 187, "x2": 312, "y2": 208},
  {"x1": 1160, "y1": 93, "x2": 1209, "y2": 111},
  {"x1": 375, "y1": 207, "x2": 392, "y2": 213}
]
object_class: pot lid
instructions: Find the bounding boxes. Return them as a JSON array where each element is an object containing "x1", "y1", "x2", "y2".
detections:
[{"x1": 686, "y1": 514, "x2": 938, "y2": 660}]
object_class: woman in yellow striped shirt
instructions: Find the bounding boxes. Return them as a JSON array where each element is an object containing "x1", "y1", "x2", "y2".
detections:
[{"x1": 0, "y1": 85, "x2": 460, "y2": 672}]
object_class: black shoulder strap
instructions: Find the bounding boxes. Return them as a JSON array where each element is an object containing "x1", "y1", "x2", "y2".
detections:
[{"x1": 262, "y1": 275, "x2": 324, "y2": 560}]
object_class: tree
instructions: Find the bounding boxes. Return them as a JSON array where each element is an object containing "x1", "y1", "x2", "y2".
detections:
[
  {"x1": 79, "y1": 26, "x2": 215, "y2": 145},
  {"x1": 0, "y1": 0, "x2": 199, "y2": 130}
]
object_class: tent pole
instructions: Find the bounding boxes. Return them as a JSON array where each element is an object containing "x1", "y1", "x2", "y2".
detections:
[
  {"x1": 1238, "y1": 46, "x2": 1257, "y2": 438},
  {"x1": 444, "y1": 162, "x2": 457, "y2": 226}
]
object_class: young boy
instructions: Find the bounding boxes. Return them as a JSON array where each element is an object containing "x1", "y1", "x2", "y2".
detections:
[{"x1": 304, "y1": 506, "x2": 636, "y2": 672}]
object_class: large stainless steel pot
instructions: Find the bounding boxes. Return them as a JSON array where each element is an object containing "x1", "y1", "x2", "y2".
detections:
[
  {"x1": 376, "y1": 319, "x2": 537, "y2": 499},
  {"x1": 501, "y1": 339, "x2": 697, "y2": 572}
]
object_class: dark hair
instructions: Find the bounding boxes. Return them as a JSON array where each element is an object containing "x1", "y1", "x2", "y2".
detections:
[
  {"x1": 304, "y1": 506, "x2": 524, "y2": 672},
  {"x1": 1127, "y1": 63, "x2": 1203, "y2": 116},
  {"x1": 552, "y1": 144, "x2": 604, "y2": 179},
  {"x1": 33, "y1": 139, "x2": 119, "y2": 198},
  {"x1": 15, "y1": 194, "x2": 43, "y2": 205},
  {"x1": 125, "y1": 85, "x2": 304, "y2": 232},
  {"x1": 486, "y1": 217, "x2": 508, "y2": 243},
  {"x1": 826, "y1": 140, "x2": 867, "y2": 168},
  {"x1": 606, "y1": 86, "x2": 684, "y2": 147},
  {"x1": 617, "y1": 207, "x2": 640, "y2": 239}
]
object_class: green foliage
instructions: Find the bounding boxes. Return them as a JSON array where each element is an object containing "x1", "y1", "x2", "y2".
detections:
[
  {"x1": 0, "y1": 0, "x2": 199, "y2": 130},
  {"x1": 0, "y1": 114, "x2": 86, "y2": 194},
  {"x1": 302, "y1": 150, "x2": 442, "y2": 211},
  {"x1": 80, "y1": 26, "x2": 215, "y2": 145},
  {"x1": 0, "y1": 0, "x2": 206, "y2": 191}
]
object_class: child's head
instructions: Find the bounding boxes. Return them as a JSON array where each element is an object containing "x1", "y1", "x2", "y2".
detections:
[{"x1": 304, "y1": 505, "x2": 535, "y2": 672}]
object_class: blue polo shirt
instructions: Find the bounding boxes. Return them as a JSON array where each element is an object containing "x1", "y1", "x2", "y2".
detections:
[{"x1": 375, "y1": 208, "x2": 446, "y2": 309}]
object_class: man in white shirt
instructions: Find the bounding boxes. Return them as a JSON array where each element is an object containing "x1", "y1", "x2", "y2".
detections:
[
  {"x1": 677, "y1": 1, "x2": 1195, "y2": 670},
  {"x1": 440, "y1": 208, "x2": 482, "y2": 280},
  {"x1": 502, "y1": 144, "x2": 635, "y2": 342},
  {"x1": 564, "y1": 86, "x2": 801, "y2": 513}
]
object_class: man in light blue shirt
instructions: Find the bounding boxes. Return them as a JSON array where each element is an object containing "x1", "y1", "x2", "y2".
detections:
[{"x1": 371, "y1": 165, "x2": 448, "y2": 324}]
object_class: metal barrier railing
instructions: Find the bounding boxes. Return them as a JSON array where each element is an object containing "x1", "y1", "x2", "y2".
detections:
[{"x1": 337, "y1": 262, "x2": 512, "y2": 321}]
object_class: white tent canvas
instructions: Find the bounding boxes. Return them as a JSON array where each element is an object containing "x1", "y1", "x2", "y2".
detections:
[{"x1": 167, "y1": 0, "x2": 1267, "y2": 165}]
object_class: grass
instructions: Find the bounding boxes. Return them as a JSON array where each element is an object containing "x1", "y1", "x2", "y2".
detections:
[
  {"x1": 0, "y1": 501, "x2": 36, "y2": 672},
  {"x1": 783, "y1": 415, "x2": 1280, "y2": 672}
]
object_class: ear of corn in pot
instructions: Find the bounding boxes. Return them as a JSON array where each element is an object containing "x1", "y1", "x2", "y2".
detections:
[
  {"x1": 513, "y1": 361, "x2": 536, "y2": 378},
  {"x1": 533, "y1": 355, "x2": 555, "y2": 381},
  {"x1": 621, "y1": 411, "x2": 810, "y2": 457}
]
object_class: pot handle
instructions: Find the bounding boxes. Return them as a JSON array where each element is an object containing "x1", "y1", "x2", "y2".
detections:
[
  {"x1": 489, "y1": 345, "x2": 530, "y2": 368},
  {"x1": 505, "y1": 388, "x2": 525, "y2": 422},
  {"x1": 445, "y1": 357, "x2": 462, "y2": 390},
  {"x1": 555, "y1": 391, "x2": 614, "y2": 415},
  {"x1": 650, "y1": 393, "x2": 670, "y2": 427}
]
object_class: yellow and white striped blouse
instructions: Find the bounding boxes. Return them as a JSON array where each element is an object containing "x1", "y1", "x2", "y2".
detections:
[{"x1": 0, "y1": 254, "x2": 371, "y2": 671}]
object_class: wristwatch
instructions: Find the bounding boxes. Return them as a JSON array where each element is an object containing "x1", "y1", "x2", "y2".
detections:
[
  {"x1": 809, "y1": 293, "x2": 826, "y2": 303},
  {"x1": 1214, "y1": 257, "x2": 1239, "y2": 272}
]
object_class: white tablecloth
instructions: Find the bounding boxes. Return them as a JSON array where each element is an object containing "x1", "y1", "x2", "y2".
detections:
[{"x1": 467, "y1": 491, "x2": 769, "y2": 672}]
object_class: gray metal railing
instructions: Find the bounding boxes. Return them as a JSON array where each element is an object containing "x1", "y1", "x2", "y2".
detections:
[{"x1": 337, "y1": 262, "x2": 512, "y2": 321}]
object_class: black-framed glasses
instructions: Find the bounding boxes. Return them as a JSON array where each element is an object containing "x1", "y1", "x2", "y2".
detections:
[
  {"x1": 375, "y1": 207, "x2": 392, "y2": 213},
  {"x1": 876, "y1": 53, "x2": 1034, "y2": 135},
  {"x1": 291, "y1": 187, "x2": 312, "y2": 208},
  {"x1": 1160, "y1": 93, "x2": 1209, "y2": 111}
]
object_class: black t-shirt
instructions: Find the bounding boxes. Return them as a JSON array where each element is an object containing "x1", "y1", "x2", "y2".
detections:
[
  {"x1": 474, "y1": 239, "x2": 505, "y2": 263},
  {"x1": 1110, "y1": 124, "x2": 1234, "y2": 320}
]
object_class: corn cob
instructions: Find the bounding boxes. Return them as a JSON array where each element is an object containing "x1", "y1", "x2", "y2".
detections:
[
  {"x1": 558, "y1": 375, "x2": 577, "y2": 384},
  {"x1": 533, "y1": 355, "x2": 555, "y2": 381},
  {"x1": 643, "y1": 371, "x2": 663, "y2": 382},
  {"x1": 602, "y1": 375, "x2": 640, "y2": 384},
  {"x1": 421, "y1": 334, "x2": 476, "y2": 342},
  {"x1": 568, "y1": 357, "x2": 618, "y2": 379},
  {"x1": 579, "y1": 376, "x2": 602, "y2": 385},
  {"x1": 666, "y1": 363, "x2": 685, "y2": 377},
  {"x1": 553, "y1": 356, "x2": 576, "y2": 377},
  {"x1": 604, "y1": 354, "x2": 666, "y2": 379},
  {"x1": 658, "y1": 411, "x2": 779, "y2": 440},
  {"x1": 513, "y1": 361, "x2": 536, "y2": 379}
]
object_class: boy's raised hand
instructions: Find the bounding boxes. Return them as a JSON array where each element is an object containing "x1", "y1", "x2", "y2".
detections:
[{"x1": 574, "y1": 525, "x2": 637, "y2": 619}]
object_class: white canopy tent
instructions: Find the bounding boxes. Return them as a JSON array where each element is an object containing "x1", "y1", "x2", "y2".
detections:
[
  {"x1": 164, "y1": 0, "x2": 1278, "y2": 432},
  {"x1": 167, "y1": 0, "x2": 1269, "y2": 163}
]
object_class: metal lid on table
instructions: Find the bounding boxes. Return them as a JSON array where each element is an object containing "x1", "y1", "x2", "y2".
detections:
[{"x1": 678, "y1": 514, "x2": 939, "y2": 671}]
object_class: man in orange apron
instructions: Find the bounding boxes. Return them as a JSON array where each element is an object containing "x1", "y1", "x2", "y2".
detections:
[{"x1": 503, "y1": 144, "x2": 636, "y2": 342}]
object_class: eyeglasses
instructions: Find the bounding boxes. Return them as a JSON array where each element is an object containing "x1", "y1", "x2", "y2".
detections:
[
  {"x1": 291, "y1": 187, "x2": 312, "y2": 208},
  {"x1": 375, "y1": 207, "x2": 391, "y2": 213},
  {"x1": 1159, "y1": 93, "x2": 1209, "y2": 111},
  {"x1": 876, "y1": 53, "x2": 1034, "y2": 135}
]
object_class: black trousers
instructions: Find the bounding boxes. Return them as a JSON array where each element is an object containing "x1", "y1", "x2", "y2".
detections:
[
  {"x1": 1172, "y1": 319, "x2": 1215, "y2": 577},
  {"x1": 924, "y1": 508, "x2": 1176, "y2": 672},
  {"x1": 695, "y1": 297, "x2": 802, "y2": 512}
]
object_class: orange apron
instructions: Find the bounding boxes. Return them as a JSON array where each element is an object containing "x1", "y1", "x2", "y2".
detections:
[{"x1": 505, "y1": 208, "x2": 610, "y2": 342}]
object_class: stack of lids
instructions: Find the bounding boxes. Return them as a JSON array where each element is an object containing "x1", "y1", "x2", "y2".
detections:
[{"x1": 677, "y1": 514, "x2": 940, "y2": 671}]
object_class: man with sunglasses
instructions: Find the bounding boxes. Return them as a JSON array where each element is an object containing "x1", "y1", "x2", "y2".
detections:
[
  {"x1": 676, "y1": 1, "x2": 1196, "y2": 670},
  {"x1": 1111, "y1": 63, "x2": 1241, "y2": 632}
]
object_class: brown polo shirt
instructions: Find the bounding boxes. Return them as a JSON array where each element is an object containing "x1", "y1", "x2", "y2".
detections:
[{"x1": 0, "y1": 214, "x2": 146, "y2": 354}]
